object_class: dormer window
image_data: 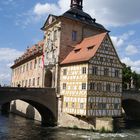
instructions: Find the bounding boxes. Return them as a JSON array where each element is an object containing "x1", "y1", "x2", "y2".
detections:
[
  {"x1": 87, "y1": 45, "x2": 95, "y2": 50},
  {"x1": 74, "y1": 48, "x2": 81, "y2": 53}
]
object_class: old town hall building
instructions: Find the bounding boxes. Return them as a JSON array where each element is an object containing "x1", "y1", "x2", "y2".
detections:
[{"x1": 11, "y1": 0, "x2": 122, "y2": 127}]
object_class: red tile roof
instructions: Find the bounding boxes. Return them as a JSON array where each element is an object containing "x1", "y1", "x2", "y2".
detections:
[
  {"x1": 61, "y1": 32, "x2": 107, "y2": 65},
  {"x1": 11, "y1": 40, "x2": 44, "y2": 68}
]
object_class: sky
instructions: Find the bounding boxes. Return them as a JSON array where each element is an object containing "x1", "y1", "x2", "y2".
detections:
[{"x1": 0, "y1": 0, "x2": 140, "y2": 85}]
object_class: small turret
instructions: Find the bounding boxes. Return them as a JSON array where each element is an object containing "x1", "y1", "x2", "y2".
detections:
[{"x1": 70, "y1": 0, "x2": 83, "y2": 10}]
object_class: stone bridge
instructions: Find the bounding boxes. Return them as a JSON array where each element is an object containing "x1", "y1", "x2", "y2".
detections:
[
  {"x1": 0, "y1": 87, "x2": 57, "y2": 126},
  {"x1": 122, "y1": 90, "x2": 140, "y2": 120}
]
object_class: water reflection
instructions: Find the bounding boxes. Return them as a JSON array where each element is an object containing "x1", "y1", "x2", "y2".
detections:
[{"x1": 0, "y1": 114, "x2": 140, "y2": 140}]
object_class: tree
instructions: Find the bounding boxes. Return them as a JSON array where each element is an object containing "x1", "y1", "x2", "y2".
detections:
[
  {"x1": 122, "y1": 63, "x2": 132, "y2": 89},
  {"x1": 122, "y1": 63, "x2": 140, "y2": 90}
]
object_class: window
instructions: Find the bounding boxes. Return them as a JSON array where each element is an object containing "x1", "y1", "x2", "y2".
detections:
[
  {"x1": 97, "y1": 83, "x2": 102, "y2": 91},
  {"x1": 30, "y1": 61, "x2": 32, "y2": 70},
  {"x1": 114, "y1": 103, "x2": 120, "y2": 109},
  {"x1": 22, "y1": 80, "x2": 24, "y2": 87},
  {"x1": 115, "y1": 85, "x2": 120, "y2": 92},
  {"x1": 92, "y1": 67, "x2": 98, "y2": 75},
  {"x1": 104, "y1": 68, "x2": 109, "y2": 76},
  {"x1": 90, "y1": 103, "x2": 93, "y2": 109},
  {"x1": 89, "y1": 82, "x2": 95, "y2": 90},
  {"x1": 26, "y1": 63, "x2": 28, "y2": 71},
  {"x1": 29, "y1": 79, "x2": 31, "y2": 87},
  {"x1": 37, "y1": 77, "x2": 40, "y2": 86},
  {"x1": 87, "y1": 45, "x2": 94, "y2": 50},
  {"x1": 74, "y1": 48, "x2": 81, "y2": 53},
  {"x1": 72, "y1": 31, "x2": 77, "y2": 41},
  {"x1": 54, "y1": 30, "x2": 57, "y2": 40},
  {"x1": 98, "y1": 103, "x2": 106, "y2": 109},
  {"x1": 82, "y1": 83, "x2": 86, "y2": 90},
  {"x1": 110, "y1": 59, "x2": 113, "y2": 64},
  {"x1": 72, "y1": 102, "x2": 75, "y2": 108},
  {"x1": 38, "y1": 58, "x2": 41, "y2": 67},
  {"x1": 34, "y1": 59, "x2": 37, "y2": 69},
  {"x1": 63, "y1": 83, "x2": 66, "y2": 90},
  {"x1": 63, "y1": 69, "x2": 67, "y2": 75},
  {"x1": 82, "y1": 67, "x2": 86, "y2": 74},
  {"x1": 23, "y1": 65, "x2": 25, "y2": 72},
  {"x1": 115, "y1": 70, "x2": 119, "y2": 77},
  {"x1": 106, "y1": 84, "x2": 111, "y2": 92},
  {"x1": 65, "y1": 102, "x2": 68, "y2": 108},
  {"x1": 25, "y1": 80, "x2": 28, "y2": 87},
  {"x1": 33, "y1": 78, "x2": 35, "y2": 86},
  {"x1": 80, "y1": 103, "x2": 84, "y2": 109},
  {"x1": 105, "y1": 46, "x2": 108, "y2": 51},
  {"x1": 100, "y1": 57, "x2": 103, "y2": 62}
]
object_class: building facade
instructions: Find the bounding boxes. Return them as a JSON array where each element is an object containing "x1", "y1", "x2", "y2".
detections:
[
  {"x1": 41, "y1": 0, "x2": 122, "y2": 117},
  {"x1": 11, "y1": 41, "x2": 44, "y2": 88},
  {"x1": 41, "y1": 0, "x2": 107, "y2": 92},
  {"x1": 60, "y1": 33, "x2": 122, "y2": 117}
]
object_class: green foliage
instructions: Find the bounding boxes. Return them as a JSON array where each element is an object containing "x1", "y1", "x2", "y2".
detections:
[
  {"x1": 122, "y1": 63, "x2": 132, "y2": 89},
  {"x1": 122, "y1": 63, "x2": 140, "y2": 90}
]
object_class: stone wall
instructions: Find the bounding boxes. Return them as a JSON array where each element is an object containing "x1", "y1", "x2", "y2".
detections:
[
  {"x1": 57, "y1": 98, "x2": 113, "y2": 131},
  {"x1": 10, "y1": 100, "x2": 41, "y2": 121},
  {"x1": 8, "y1": 96, "x2": 113, "y2": 132}
]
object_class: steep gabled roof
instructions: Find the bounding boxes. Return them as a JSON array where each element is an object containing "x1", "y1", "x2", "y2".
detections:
[
  {"x1": 41, "y1": 14, "x2": 58, "y2": 30},
  {"x1": 61, "y1": 33, "x2": 107, "y2": 65}
]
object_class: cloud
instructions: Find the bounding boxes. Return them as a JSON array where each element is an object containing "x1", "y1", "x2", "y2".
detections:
[
  {"x1": 111, "y1": 31, "x2": 135, "y2": 49},
  {"x1": 121, "y1": 57, "x2": 140, "y2": 74},
  {"x1": 15, "y1": 10, "x2": 40, "y2": 29},
  {"x1": 31, "y1": 0, "x2": 140, "y2": 27},
  {"x1": 34, "y1": 3, "x2": 59, "y2": 16},
  {"x1": 120, "y1": 31, "x2": 135, "y2": 40},
  {"x1": 0, "y1": 48, "x2": 23, "y2": 62},
  {"x1": 0, "y1": 48, "x2": 23, "y2": 85},
  {"x1": 125, "y1": 45, "x2": 139, "y2": 55},
  {"x1": 16, "y1": 0, "x2": 140, "y2": 28},
  {"x1": 111, "y1": 36, "x2": 124, "y2": 48}
]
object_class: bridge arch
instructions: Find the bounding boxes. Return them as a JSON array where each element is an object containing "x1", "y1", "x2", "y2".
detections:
[
  {"x1": 122, "y1": 91, "x2": 140, "y2": 120},
  {"x1": 1, "y1": 99, "x2": 57, "y2": 126},
  {"x1": 122, "y1": 96, "x2": 140, "y2": 120},
  {"x1": 0, "y1": 88, "x2": 58, "y2": 127}
]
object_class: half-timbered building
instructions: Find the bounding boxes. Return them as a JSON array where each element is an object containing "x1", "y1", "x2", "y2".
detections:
[{"x1": 60, "y1": 32, "x2": 122, "y2": 117}]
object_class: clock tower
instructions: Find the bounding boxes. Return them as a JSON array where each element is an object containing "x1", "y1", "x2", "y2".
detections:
[{"x1": 70, "y1": 0, "x2": 83, "y2": 10}]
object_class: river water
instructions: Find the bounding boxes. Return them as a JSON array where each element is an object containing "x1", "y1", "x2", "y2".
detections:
[{"x1": 0, "y1": 114, "x2": 140, "y2": 140}]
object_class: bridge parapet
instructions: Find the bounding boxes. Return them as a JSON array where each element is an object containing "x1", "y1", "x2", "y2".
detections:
[
  {"x1": 122, "y1": 90, "x2": 140, "y2": 101},
  {"x1": 123, "y1": 89, "x2": 140, "y2": 94},
  {"x1": 0, "y1": 87, "x2": 55, "y2": 94}
]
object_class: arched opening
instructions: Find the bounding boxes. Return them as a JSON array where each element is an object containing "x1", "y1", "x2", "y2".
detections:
[
  {"x1": 122, "y1": 99, "x2": 140, "y2": 120},
  {"x1": 44, "y1": 69, "x2": 52, "y2": 87},
  {"x1": 1, "y1": 100, "x2": 57, "y2": 127},
  {"x1": 24, "y1": 100, "x2": 57, "y2": 126}
]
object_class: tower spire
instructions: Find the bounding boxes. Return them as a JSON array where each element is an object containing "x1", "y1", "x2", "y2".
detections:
[{"x1": 70, "y1": 0, "x2": 83, "y2": 10}]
